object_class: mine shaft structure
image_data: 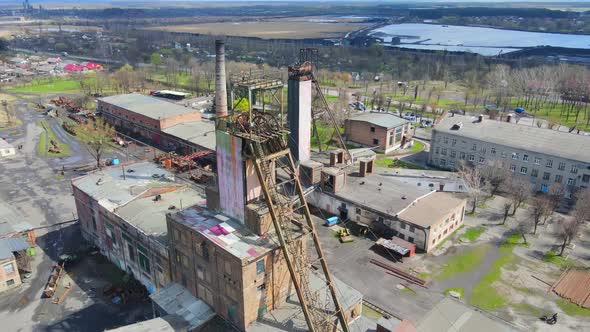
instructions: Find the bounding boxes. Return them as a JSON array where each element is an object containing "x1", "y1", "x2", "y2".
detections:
[
  {"x1": 299, "y1": 48, "x2": 351, "y2": 162},
  {"x1": 216, "y1": 112, "x2": 350, "y2": 332},
  {"x1": 229, "y1": 69, "x2": 284, "y2": 121}
]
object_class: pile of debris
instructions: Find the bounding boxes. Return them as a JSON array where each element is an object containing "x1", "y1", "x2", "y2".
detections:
[
  {"x1": 48, "y1": 139, "x2": 62, "y2": 154},
  {"x1": 62, "y1": 120, "x2": 76, "y2": 135},
  {"x1": 51, "y1": 96, "x2": 82, "y2": 113}
]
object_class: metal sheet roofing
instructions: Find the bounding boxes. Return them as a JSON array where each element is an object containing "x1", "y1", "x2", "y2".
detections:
[
  {"x1": 99, "y1": 94, "x2": 198, "y2": 120},
  {"x1": 0, "y1": 237, "x2": 29, "y2": 259},
  {"x1": 161, "y1": 120, "x2": 216, "y2": 150},
  {"x1": 398, "y1": 192, "x2": 466, "y2": 228},
  {"x1": 150, "y1": 283, "x2": 215, "y2": 331},
  {"x1": 348, "y1": 112, "x2": 408, "y2": 129},
  {"x1": 435, "y1": 115, "x2": 590, "y2": 163}
]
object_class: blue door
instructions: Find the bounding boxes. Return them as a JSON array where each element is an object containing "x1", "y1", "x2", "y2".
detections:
[{"x1": 541, "y1": 184, "x2": 548, "y2": 193}]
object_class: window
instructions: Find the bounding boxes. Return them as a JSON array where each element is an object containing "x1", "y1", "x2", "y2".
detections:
[
  {"x1": 510, "y1": 164, "x2": 516, "y2": 172},
  {"x1": 400, "y1": 223, "x2": 406, "y2": 230},
  {"x1": 257, "y1": 284, "x2": 266, "y2": 292},
  {"x1": 127, "y1": 243, "x2": 135, "y2": 262},
  {"x1": 478, "y1": 157, "x2": 485, "y2": 164},
  {"x1": 583, "y1": 174, "x2": 590, "y2": 183},
  {"x1": 571, "y1": 165, "x2": 578, "y2": 174},
  {"x1": 511, "y1": 152, "x2": 519, "y2": 160},
  {"x1": 3, "y1": 263, "x2": 14, "y2": 274},
  {"x1": 408, "y1": 237, "x2": 414, "y2": 243},
  {"x1": 450, "y1": 150, "x2": 456, "y2": 158},
  {"x1": 555, "y1": 175, "x2": 563, "y2": 183},
  {"x1": 373, "y1": 138, "x2": 379, "y2": 145},
  {"x1": 138, "y1": 248, "x2": 150, "y2": 273},
  {"x1": 388, "y1": 134, "x2": 393, "y2": 146},
  {"x1": 441, "y1": 148, "x2": 447, "y2": 156},
  {"x1": 523, "y1": 154, "x2": 529, "y2": 162},
  {"x1": 355, "y1": 208, "x2": 362, "y2": 214},
  {"x1": 531, "y1": 169, "x2": 538, "y2": 177},
  {"x1": 558, "y1": 162, "x2": 566, "y2": 171},
  {"x1": 534, "y1": 157, "x2": 541, "y2": 165},
  {"x1": 6, "y1": 279, "x2": 14, "y2": 286},
  {"x1": 202, "y1": 243, "x2": 209, "y2": 261},
  {"x1": 91, "y1": 215, "x2": 97, "y2": 231},
  {"x1": 567, "y1": 178, "x2": 575, "y2": 186},
  {"x1": 409, "y1": 226, "x2": 415, "y2": 233},
  {"x1": 435, "y1": 147, "x2": 439, "y2": 154},
  {"x1": 444, "y1": 137, "x2": 449, "y2": 144},
  {"x1": 471, "y1": 144, "x2": 477, "y2": 151},
  {"x1": 452, "y1": 138, "x2": 457, "y2": 146},
  {"x1": 398, "y1": 233, "x2": 405, "y2": 240},
  {"x1": 468, "y1": 155, "x2": 475, "y2": 162},
  {"x1": 501, "y1": 151, "x2": 507, "y2": 158},
  {"x1": 491, "y1": 147, "x2": 496, "y2": 155},
  {"x1": 440, "y1": 159, "x2": 447, "y2": 166},
  {"x1": 256, "y1": 260, "x2": 265, "y2": 275},
  {"x1": 479, "y1": 147, "x2": 486, "y2": 154},
  {"x1": 197, "y1": 266, "x2": 204, "y2": 280},
  {"x1": 460, "y1": 152, "x2": 466, "y2": 160},
  {"x1": 370, "y1": 126, "x2": 375, "y2": 132},
  {"x1": 543, "y1": 172, "x2": 551, "y2": 180},
  {"x1": 546, "y1": 159, "x2": 553, "y2": 168},
  {"x1": 520, "y1": 167, "x2": 527, "y2": 174},
  {"x1": 450, "y1": 160, "x2": 455, "y2": 167}
]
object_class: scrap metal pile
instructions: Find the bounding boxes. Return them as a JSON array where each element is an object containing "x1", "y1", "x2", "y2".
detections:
[{"x1": 154, "y1": 150, "x2": 215, "y2": 183}]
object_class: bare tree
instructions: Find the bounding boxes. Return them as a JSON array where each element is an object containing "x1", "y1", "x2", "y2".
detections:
[
  {"x1": 483, "y1": 160, "x2": 511, "y2": 196},
  {"x1": 557, "y1": 217, "x2": 581, "y2": 256},
  {"x1": 458, "y1": 161, "x2": 484, "y2": 214},
  {"x1": 516, "y1": 219, "x2": 530, "y2": 245},
  {"x1": 505, "y1": 177, "x2": 532, "y2": 216},
  {"x1": 573, "y1": 188, "x2": 590, "y2": 223},
  {"x1": 530, "y1": 196, "x2": 553, "y2": 234},
  {"x1": 547, "y1": 182, "x2": 566, "y2": 213},
  {"x1": 78, "y1": 118, "x2": 115, "y2": 168},
  {"x1": 502, "y1": 202, "x2": 512, "y2": 225}
]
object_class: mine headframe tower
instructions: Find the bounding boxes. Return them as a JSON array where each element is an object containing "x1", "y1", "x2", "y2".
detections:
[{"x1": 216, "y1": 112, "x2": 350, "y2": 332}]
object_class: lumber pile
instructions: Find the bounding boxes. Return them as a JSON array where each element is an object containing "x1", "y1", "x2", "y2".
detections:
[
  {"x1": 44, "y1": 263, "x2": 64, "y2": 298},
  {"x1": 370, "y1": 259, "x2": 428, "y2": 288}
]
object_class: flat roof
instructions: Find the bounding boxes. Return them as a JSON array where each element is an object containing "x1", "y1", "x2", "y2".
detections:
[
  {"x1": 0, "y1": 237, "x2": 29, "y2": 260},
  {"x1": 161, "y1": 120, "x2": 216, "y2": 150},
  {"x1": 98, "y1": 94, "x2": 199, "y2": 121},
  {"x1": 417, "y1": 297, "x2": 518, "y2": 332},
  {"x1": 398, "y1": 192, "x2": 466, "y2": 228},
  {"x1": 149, "y1": 283, "x2": 215, "y2": 331},
  {"x1": 0, "y1": 139, "x2": 13, "y2": 149},
  {"x1": 335, "y1": 174, "x2": 433, "y2": 216},
  {"x1": 169, "y1": 205, "x2": 301, "y2": 264},
  {"x1": 435, "y1": 114, "x2": 590, "y2": 163},
  {"x1": 107, "y1": 316, "x2": 188, "y2": 332},
  {"x1": 348, "y1": 112, "x2": 408, "y2": 129},
  {"x1": 71, "y1": 162, "x2": 180, "y2": 212},
  {"x1": 115, "y1": 188, "x2": 206, "y2": 247}
]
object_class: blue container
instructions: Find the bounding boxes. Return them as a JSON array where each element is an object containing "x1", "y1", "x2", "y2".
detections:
[
  {"x1": 111, "y1": 158, "x2": 120, "y2": 165},
  {"x1": 515, "y1": 107, "x2": 525, "y2": 114},
  {"x1": 326, "y1": 216, "x2": 340, "y2": 226}
]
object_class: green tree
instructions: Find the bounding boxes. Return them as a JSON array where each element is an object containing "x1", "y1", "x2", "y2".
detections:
[
  {"x1": 150, "y1": 53, "x2": 162, "y2": 68},
  {"x1": 78, "y1": 118, "x2": 115, "y2": 168}
]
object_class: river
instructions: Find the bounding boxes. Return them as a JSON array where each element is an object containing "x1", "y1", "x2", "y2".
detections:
[{"x1": 371, "y1": 23, "x2": 590, "y2": 56}]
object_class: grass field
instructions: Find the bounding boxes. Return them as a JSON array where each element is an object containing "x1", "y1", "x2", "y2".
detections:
[
  {"x1": 8, "y1": 77, "x2": 83, "y2": 94},
  {"x1": 374, "y1": 158, "x2": 424, "y2": 169},
  {"x1": 144, "y1": 17, "x2": 369, "y2": 39},
  {"x1": 435, "y1": 244, "x2": 489, "y2": 280},
  {"x1": 557, "y1": 298, "x2": 590, "y2": 317},
  {"x1": 37, "y1": 120, "x2": 71, "y2": 157},
  {"x1": 461, "y1": 226, "x2": 486, "y2": 242}
]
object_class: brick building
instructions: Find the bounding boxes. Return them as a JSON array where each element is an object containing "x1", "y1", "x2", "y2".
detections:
[
  {"x1": 429, "y1": 114, "x2": 590, "y2": 197},
  {"x1": 72, "y1": 162, "x2": 205, "y2": 293},
  {"x1": 0, "y1": 237, "x2": 29, "y2": 293},
  {"x1": 97, "y1": 94, "x2": 215, "y2": 153},
  {"x1": 344, "y1": 112, "x2": 412, "y2": 153}
]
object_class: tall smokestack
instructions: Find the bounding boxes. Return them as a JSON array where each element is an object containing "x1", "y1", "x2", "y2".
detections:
[{"x1": 215, "y1": 40, "x2": 228, "y2": 118}]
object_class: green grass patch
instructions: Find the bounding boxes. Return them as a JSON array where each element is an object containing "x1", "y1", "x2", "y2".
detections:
[
  {"x1": 325, "y1": 95, "x2": 339, "y2": 102},
  {"x1": 36, "y1": 120, "x2": 71, "y2": 157},
  {"x1": 410, "y1": 140, "x2": 424, "y2": 153},
  {"x1": 444, "y1": 287, "x2": 465, "y2": 299},
  {"x1": 557, "y1": 298, "x2": 590, "y2": 317},
  {"x1": 310, "y1": 121, "x2": 343, "y2": 150},
  {"x1": 503, "y1": 233, "x2": 530, "y2": 247},
  {"x1": 361, "y1": 304, "x2": 383, "y2": 320},
  {"x1": 374, "y1": 158, "x2": 425, "y2": 169},
  {"x1": 460, "y1": 226, "x2": 486, "y2": 242},
  {"x1": 8, "y1": 77, "x2": 83, "y2": 93},
  {"x1": 418, "y1": 272, "x2": 431, "y2": 280},
  {"x1": 435, "y1": 244, "x2": 489, "y2": 280},
  {"x1": 469, "y1": 244, "x2": 516, "y2": 310},
  {"x1": 542, "y1": 249, "x2": 576, "y2": 268}
]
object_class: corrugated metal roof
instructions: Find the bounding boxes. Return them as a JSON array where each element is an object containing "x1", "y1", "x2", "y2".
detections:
[
  {"x1": 348, "y1": 112, "x2": 408, "y2": 129},
  {"x1": 0, "y1": 237, "x2": 29, "y2": 259},
  {"x1": 150, "y1": 283, "x2": 215, "y2": 331},
  {"x1": 435, "y1": 115, "x2": 590, "y2": 163},
  {"x1": 99, "y1": 94, "x2": 198, "y2": 121},
  {"x1": 161, "y1": 120, "x2": 216, "y2": 150}
]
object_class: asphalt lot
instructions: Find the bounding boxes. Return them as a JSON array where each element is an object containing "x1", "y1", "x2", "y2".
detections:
[{"x1": 0, "y1": 96, "x2": 153, "y2": 331}]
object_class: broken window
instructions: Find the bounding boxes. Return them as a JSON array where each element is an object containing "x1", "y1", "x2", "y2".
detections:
[
  {"x1": 256, "y1": 260, "x2": 265, "y2": 275},
  {"x1": 3, "y1": 263, "x2": 14, "y2": 274}
]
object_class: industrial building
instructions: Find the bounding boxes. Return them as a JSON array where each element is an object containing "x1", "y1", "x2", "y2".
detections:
[
  {"x1": 71, "y1": 162, "x2": 206, "y2": 293},
  {"x1": 0, "y1": 237, "x2": 29, "y2": 293},
  {"x1": 97, "y1": 93, "x2": 215, "y2": 153},
  {"x1": 306, "y1": 153, "x2": 467, "y2": 252},
  {"x1": 344, "y1": 112, "x2": 412, "y2": 153},
  {"x1": 430, "y1": 114, "x2": 590, "y2": 197}
]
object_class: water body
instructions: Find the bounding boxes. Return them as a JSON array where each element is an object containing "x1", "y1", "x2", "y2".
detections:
[{"x1": 371, "y1": 23, "x2": 590, "y2": 56}]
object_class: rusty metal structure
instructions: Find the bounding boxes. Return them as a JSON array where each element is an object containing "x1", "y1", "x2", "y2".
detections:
[
  {"x1": 229, "y1": 69, "x2": 284, "y2": 121},
  {"x1": 216, "y1": 112, "x2": 350, "y2": 332}
]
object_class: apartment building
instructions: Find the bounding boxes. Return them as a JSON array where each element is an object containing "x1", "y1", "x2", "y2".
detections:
[
  {"x1": 72, "y1": 162, "x2": 205, "y2": 293},
  {"x1": 430, "y1": 115, "x2": 590, "y2": 197},
  {"x1": 344, "y1": 112, "x2": 412, "y2": 153}
]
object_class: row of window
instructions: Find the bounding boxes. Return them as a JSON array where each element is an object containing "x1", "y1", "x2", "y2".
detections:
[{"x1": 436, "y1": 136, "x2": 580, "y2": 174}]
